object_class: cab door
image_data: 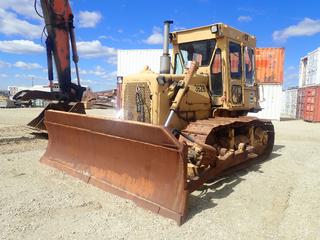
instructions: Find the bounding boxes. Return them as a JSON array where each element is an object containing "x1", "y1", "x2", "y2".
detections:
[
  {"x1": 228, "y1": 41, "x2": 244, "y2": 106},
  {"x1": 210, "y1": 48, "x2": 223, "y2": 100}
]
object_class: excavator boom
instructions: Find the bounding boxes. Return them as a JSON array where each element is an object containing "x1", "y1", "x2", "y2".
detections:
[
  {"x1": 14, "y1": 0, "x2": 86, "y2": 130},
  {"x1": 40, "y1": 0, "x2": 84, "y2": 99}
]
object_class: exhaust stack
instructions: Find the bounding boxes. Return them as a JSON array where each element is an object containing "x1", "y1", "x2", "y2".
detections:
[{"x1": 160, "y1": 20, "x2": 173, "y2": 74}]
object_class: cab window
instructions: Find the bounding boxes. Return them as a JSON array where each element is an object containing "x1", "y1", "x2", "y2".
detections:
[
  {"x1": 178, "y1": 39, "x2": 216, "y2": 66},
  {"x1": 229, "y1": 42, "x2": 242, "y2": 79},
  {"x1": 211, "y1": 48, "x2": 223, "y2": 96},
  {"x1": 174, "y1": 53, "x2": 183, "y2": 74},
  {"x1": 244, "y1": 47, "x2": 254, "y2": 86}
]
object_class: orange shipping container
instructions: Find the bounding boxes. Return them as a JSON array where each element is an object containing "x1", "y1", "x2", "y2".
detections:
[
  {"x1": 302, "y1": 86, "x2": 320, "y2": 122},
  {"x1": 255, "y1": 48, "x2": 285, "y2": 84}
]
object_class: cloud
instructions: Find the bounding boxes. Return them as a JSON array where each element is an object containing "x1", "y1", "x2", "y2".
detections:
[
  {"x1": 78, "y1": 11, "x2": 102, "y2": 28},
  {"x1": 286, "y1": 73, "x2": 299, "y2": 80},
  {"x1": 106, "y1": 56, "x2": 117, "y2": 65},
  {"x1": 72, "y1": 66, "x2": 117, "y2": 82},
  {"x1": 99, "y1": 35, "x2": 134, "y2": 44},
  {"x1": 288, "y1": 66, "x2": 296, "y2": 70},
  {"x1": 273, "y1": 18, "x2": 320, "y2": 42},
  {"x1": 99, "y1": 35, "x2": 115, "y2": 40},
  {"x1": 0, "y1": 60, "x2": 42, "y2": 70},
  {"x1": 0, "y1": 9, "x2": 43, "y2": 39},
  {"x1": 0, "y1": 39, "x2": 117, "y2": 62},
  {"x1": 77, "y1": 40, "x2": 117, "y2": 60},
  {"x1": 14, "y1": 61, "x2": 42, "y2": 70},
  {"x1": 0, "y1": 40, "x2": 44, "y2": 54},
  {"x1": 14, "y1": 73, "x2": 47, "y2": 81},
  {"x1": 173, "y1": 26, "x2": 186, "y2": 31},
  {"x1": 0, "y1": 73, "x2": 8, "y2": 78},
  {"x1": 75, "y1": 66, "x2": 106, "y2": 77},
  {"x1": 285, "y1": 72, "x2": 299, "y2": 86},
  {"x1": 144, "y1": 27, "x2": 163, "y2": 45},
  {"x1": 78, "y1": 79, "x2": 96, "y2": 85},
  {"x1": 0, "y1": 60, "x2": 11, "y2": 68},
  {"x1": 237, "y1": 7, "x2": 264, "y2": 16},
  {"x1": 237, "y1": 16, "x2": 252, "y2": 22},
  {"x1": 0, "y1": 0, "x2": 42, "y2": 20},
  {"x1": 89, "y1": 66, "x2": 107, "y2": 76},
  {"x1": 102, "y1": 71, "x2": 117, "y2": 81}
]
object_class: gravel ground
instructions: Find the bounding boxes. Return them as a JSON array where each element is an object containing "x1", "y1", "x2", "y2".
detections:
[{"x1": 0, "y1": 108, "x2": 319, "y2": 240}]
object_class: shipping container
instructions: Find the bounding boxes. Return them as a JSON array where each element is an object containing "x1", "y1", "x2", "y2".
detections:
[
  {"x1": 281, "y1": 88, "x2": 298, "y2": 119},
  {"x1": 117, "y1": 49, "x2": 167, "y2": 77},
  {"x1": 302, "y1": 85, "x2": 320, "y2": 122},
  {"x1": 248, "y1": 84, "x2": 283, "y2": 120},
  {"x1": 255, "y1": 48, "x2": 285, "y2": 84},
  {"x1": 281, "y1": 90, "x2": 286, "y2": 115},
  {"x1": 297, "y1": 88, "x2": 304, "y2": 119},
  {"x1": 299, "y1": 47, "x2": 320, "y2": 87}
]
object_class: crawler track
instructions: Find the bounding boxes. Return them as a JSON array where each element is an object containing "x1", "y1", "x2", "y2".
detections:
[{"x1": 182, "y1": 116, "x2": 275, "y2": 192}]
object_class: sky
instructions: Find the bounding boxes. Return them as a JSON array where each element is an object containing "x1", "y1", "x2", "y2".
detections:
[{"x1": 0, "y1": 0, "x2": 320, "y2": 91}]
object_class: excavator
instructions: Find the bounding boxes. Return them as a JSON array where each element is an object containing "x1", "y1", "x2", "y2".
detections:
[
  {"x1": 13, "y1": 0, "x2": 87, "y2": 130},
  {"x1": 29, "y1": 0, "x2": 274, "y2": 225}
]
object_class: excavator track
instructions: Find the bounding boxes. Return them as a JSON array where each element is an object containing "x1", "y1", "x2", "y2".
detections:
[{"x1": 181, "y1": 116, "x2": 275, "y2": 193}]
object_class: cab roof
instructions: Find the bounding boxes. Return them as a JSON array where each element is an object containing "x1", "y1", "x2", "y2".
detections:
[{"x1": 171, "y1": 23, "x2": 256, "y2": 47}]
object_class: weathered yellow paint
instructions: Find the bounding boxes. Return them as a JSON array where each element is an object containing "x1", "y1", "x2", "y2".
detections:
[{"x1": 121, "y1": 23, "x2": 261, "y2": 130}]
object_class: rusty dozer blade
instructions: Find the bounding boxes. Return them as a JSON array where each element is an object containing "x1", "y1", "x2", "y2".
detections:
[
  {"x1": 28, "y1": 102, "x2": 85, "y2": 131},
  {"x1": 41, "y1": 110, "x2": 189, "y2": 224}
]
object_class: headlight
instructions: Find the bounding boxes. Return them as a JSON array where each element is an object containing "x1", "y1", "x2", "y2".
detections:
[
  {"x1": 211, "y1": 25, "x2": 219, "y2": 34},
  {"x1": 117, "y1": 76, "x2": 123, "y2": 84}
]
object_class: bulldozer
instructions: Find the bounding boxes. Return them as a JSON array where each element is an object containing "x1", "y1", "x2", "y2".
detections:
[{"x1": 33, "y1": 0, "x2": 274, "y2": 225}]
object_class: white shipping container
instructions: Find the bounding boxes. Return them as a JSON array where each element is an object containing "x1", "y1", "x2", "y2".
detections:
[
  {"x1": 118, "y1": 49, "x2": 167, "y2": 77},
  {"x1": 281, "y1": 88, "x2": 298, "y2": 119},
  {"x1": 281, "y1": 90, "x2": 286, "y2": 115},
  {"x1": 248, "y1": 84, "x2": 283, "y2": 121},
  {"x1": 299, "y1": 47, "x2": 320, "y2": 87}
]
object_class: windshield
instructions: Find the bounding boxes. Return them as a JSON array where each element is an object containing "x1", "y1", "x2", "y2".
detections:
[{"x1": 177, "y1": 39, "x2": 216, "y2": 68}]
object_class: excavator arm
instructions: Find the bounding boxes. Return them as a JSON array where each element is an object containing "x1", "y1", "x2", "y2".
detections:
[
  {"x1": 40, "y1": 0, "x2": 85, "y2": 100},
  {"x1": 15, "y1": 0, "x2": 85, "y2": 102},
  {"x1": 14, "y1": 0, "x2": 86, "y2": 130}
]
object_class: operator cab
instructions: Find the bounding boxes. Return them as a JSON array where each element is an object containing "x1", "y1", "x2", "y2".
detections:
[{"x1": 171, "y1": 23, "x2": 258, "y2": 111}]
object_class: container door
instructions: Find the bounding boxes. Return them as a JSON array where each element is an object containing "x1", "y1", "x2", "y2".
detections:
[{"x1": 304, "y1": 87, "x2": 316, "y2": 121}]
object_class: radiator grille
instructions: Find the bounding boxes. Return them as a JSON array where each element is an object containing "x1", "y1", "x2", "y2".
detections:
[{"x1": 123, "y1": 82, "x2": 151, "y2": 123}]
